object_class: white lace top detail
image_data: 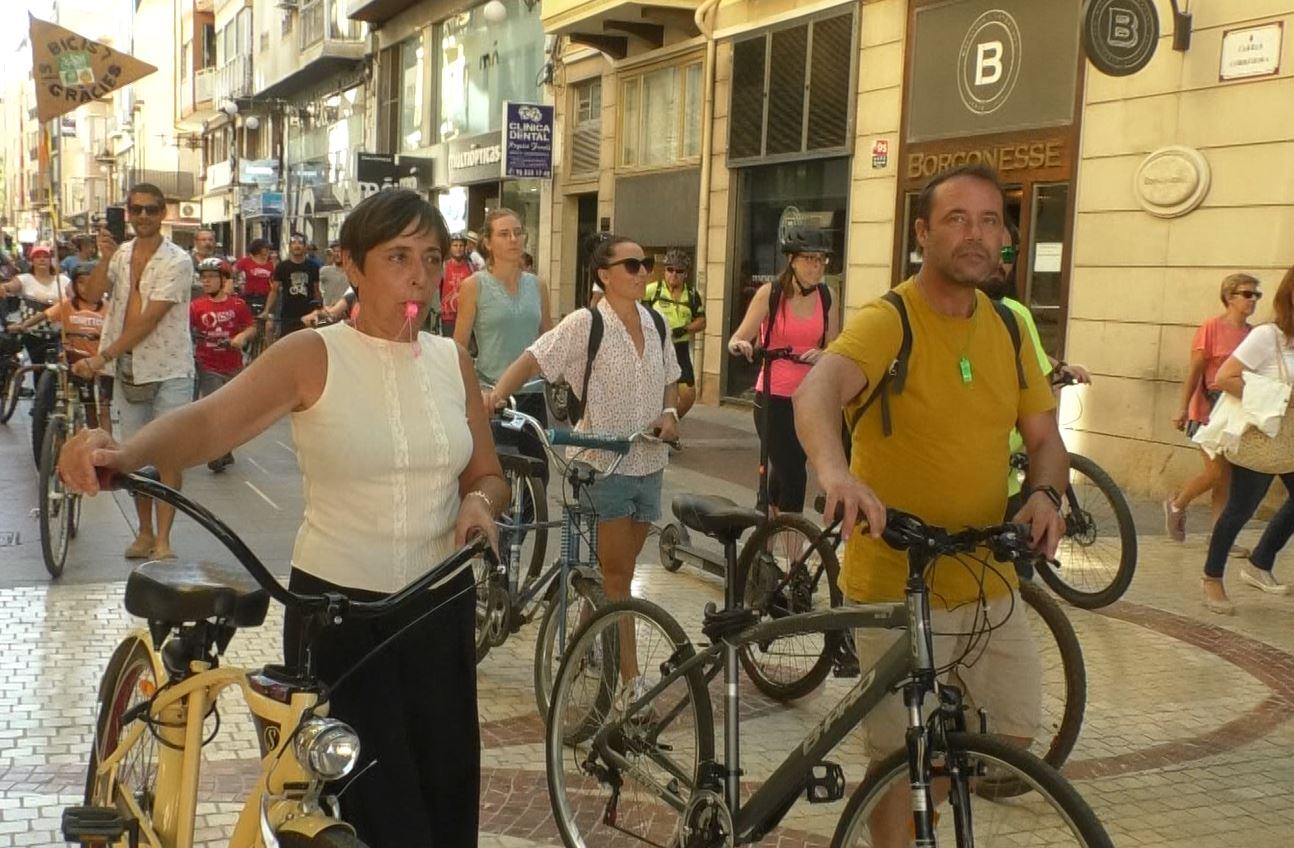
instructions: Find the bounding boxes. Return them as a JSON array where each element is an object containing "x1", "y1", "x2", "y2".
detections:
[{"x1": 290, "y1": 323, "x2": 472, "y2": 593}]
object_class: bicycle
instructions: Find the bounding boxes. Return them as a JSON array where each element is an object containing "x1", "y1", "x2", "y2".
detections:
[
  {"x1": 546, "y1": 497, "x2": 1113, "y2": 848},
  {"x1": 475, "y1": 405, "x2": 675, "y2": 723},
  {"x1": 65, "y1": 467, "x2": 495, "y2": 848},
  {"x1": 1009, "y1": 373, "x2": 1138, "y2": 609}
]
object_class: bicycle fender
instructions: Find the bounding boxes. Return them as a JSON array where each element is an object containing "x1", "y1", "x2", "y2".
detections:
[
  {"x1": 274, "y1": 813, "x2": 356, "y2": 840},
  {"x1": 97, "y1": 630, "x2": 164, "y2": 704}
]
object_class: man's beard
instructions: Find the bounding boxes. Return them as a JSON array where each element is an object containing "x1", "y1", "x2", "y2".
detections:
[{"x1": 981, "y1": 272, "x2": 1012, "y2": 300}]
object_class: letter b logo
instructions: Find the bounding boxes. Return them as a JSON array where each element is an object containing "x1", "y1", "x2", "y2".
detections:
[
  {"x1": 975, "y1": 41, "x2": 1003, "y2": 86},
  {"x1": 1107, "y1": 8, "x2": 1137, "y2": 48}
]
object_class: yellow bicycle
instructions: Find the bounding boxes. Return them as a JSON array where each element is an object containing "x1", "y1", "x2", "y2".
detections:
[{"x1": 66, "y1": 469, "x2": 492, "y2": 847}]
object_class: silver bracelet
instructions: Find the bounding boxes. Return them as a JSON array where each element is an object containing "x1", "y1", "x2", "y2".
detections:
[{"x1": 464, "y1": 490, "x2": 494, "y2": 512}]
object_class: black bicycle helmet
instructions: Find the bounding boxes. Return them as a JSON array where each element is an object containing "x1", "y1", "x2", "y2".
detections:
[{"x1": 779, "y1": 225, "x2": 832, "y2": 256}]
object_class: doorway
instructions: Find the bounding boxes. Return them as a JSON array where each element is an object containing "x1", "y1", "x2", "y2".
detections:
[{"x1": 574, "y1": 193, "x2": 598, "y2": 307}]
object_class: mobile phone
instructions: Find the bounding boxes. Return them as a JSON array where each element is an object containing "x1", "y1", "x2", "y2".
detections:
[{"x1": 105, "y1": 205, "x2": 127, "y2": 243}]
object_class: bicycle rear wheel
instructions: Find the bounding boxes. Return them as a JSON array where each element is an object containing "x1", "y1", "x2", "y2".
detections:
[
  {"x1": 85, "y1": 637, "x2": 160, "y2": 837},
  {"x1": 0, "y1": 362, "x2": 20, "y2": 423},
  {"x1": 976, "y1": 581, "x2": 1086, "y2": 799},
  {"x1": 500, "y1": 455, "x2": 548, "y2": 585},
  {"x1": 1038, "y1": 453, "x2": 1137, "y2": 609},
  {"x1": 533, "y1": 571, "x2": 608, "y2": 722},
  {"x1": 735, "y1": 513, "x2": 843, "y2": 701},
  {"x1": 39, "y1": 415, "x2": 72, "y2": 578},
  {"x1": 831, "y1": 733, "x2": 1112, "y2": 848},
  {"x1": 31, "y1": 367, "x2": 56, "y2": 466},
  {"x1": 546, "y1": 598, "x2": 715, "y2": 848}
]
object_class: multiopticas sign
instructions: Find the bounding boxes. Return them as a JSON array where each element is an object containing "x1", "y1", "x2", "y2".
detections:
[{"x1": 449, "y1": 144, "x2": 502, "y2": 170}]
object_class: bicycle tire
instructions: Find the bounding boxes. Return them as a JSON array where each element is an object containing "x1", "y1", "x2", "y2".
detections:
[
  {"x1": 533, "y1": 572, "x2": 609, "y2": 722},
  {"x1": 31, "y1": 367, "x2": 57, "y2": 467},
  {"x1": 831, "y1": 733, "x2": 1113, "y2": 848},
  {"x1": 657, "y1": 522, "x2": 685, "y2": 572},
  {"x1": 734, "y1": 513, "x2": 843, "y2": 702},
  {"x1": 975, "y1": 581, "x2": 1086, "y2": 799},
  {"x1": 85, "y1": 637, "x2": 160, "y2": 832},
  {"x1": 499, "y1": 455, "x2": 548, "y2": 585},
  {"x1": 1037, "y1": 452, "x2": 1137, "y2": 609},
  {"x1": 0, "y1": 362, "x2": 19, "y2": 423},
  {"x1": 277, "y1": 828, "x2": 371, "y2": 847},
  {"x1": 546, "y1": 597, "x2": 716, "y2": 848},
  {"x1": 39, "y1": 416, "x2": 71, "y2": 578}
]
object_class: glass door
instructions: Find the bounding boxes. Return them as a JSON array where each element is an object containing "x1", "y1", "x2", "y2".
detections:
[{"x1": 1025, "y1": 182, "x2": 1069, "y2": 358}]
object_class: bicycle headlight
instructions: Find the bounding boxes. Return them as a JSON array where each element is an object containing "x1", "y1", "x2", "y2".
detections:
[{"x1": 294, "y1": 718, "x2": 360, "y2": 781}]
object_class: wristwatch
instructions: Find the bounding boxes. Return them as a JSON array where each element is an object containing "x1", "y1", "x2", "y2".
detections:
[{"x1": 1027, "y1": 484, "x2": 1063, "y2": 510}]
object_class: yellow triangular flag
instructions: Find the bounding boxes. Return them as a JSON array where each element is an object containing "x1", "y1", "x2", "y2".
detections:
[{"x1": 29, "y1": 15, "x2": 157, "y2": 124}]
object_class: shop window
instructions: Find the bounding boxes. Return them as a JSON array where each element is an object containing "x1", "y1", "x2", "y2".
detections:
[
  {"x1": 400, "y1": 37, "x2": 426, "y2": 150},
  {"x1": 570, "y1": 78, "x2": 602, "y2": 177},
  {"x1": 728, "y1": 9, "x2": 855, "y2": 163},
  {"x1": 619, "y1": 59, "x2": 703, "y2": 169},
  {"x1": 438, "y1": 0, "x2": 545, "y2": 141}
]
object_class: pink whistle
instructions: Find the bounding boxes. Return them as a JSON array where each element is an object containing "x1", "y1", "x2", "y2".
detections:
[
  {"x1": 404, "y1": 301, "x2": 420, "y2": 319},
  {"x1": 403, "y1": 301, "x2": 422, "y2": 357}
]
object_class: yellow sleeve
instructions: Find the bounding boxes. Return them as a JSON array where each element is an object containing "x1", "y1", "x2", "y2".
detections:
[
  {"x1": 825, "y1": 296, "x2": 905, "y2": 414},
  {"x1": 1013, "y1": 314, "x2": 1056, "y2": 418}
]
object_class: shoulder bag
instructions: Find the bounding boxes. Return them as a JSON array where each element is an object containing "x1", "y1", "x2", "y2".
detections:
[{"x1": 1228, "y1": 328, "x2": 1294, "y2": 474}]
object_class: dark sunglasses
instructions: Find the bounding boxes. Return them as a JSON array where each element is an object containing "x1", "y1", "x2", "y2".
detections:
[
  {"x1": 606, "y1": 256, "x2": 654, "y2": 274},
  {"x1": 128, "y1": 203, "x2": 163, "y2": 216},
  {"x1": 1235, "y1": 290, "x2": 1262, "y2": 300},
  {"x1": 665, "y1": 266, "x2": 686, "y2": 274},
  {"x1": 1000, "y1": 245, "x2": 1017, "y2": 263}
]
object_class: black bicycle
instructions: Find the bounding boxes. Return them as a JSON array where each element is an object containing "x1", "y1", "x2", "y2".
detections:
[{"x1": 546, "y1": 496, "x2": 1112, "y2": 848}]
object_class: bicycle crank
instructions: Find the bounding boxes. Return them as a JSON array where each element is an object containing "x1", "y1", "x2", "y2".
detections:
[
  {"x1": 484, "y1": 584, "x2": 511, "y2": 647},
  {"x1": 677, "y1": 789, "x2": 734, "y2": 848}
]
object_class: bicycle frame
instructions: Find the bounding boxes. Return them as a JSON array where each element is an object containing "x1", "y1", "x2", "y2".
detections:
[{"x1": 91, "y1": 634, "x2": 345, "y2": 848}]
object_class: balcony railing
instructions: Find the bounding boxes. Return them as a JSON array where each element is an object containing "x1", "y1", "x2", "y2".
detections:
[
  {"x1": 215, "y1": 56, "x2": 253, "y2": 102},
  {"x1": 195, "y1": 67, "x2": 215, "y2": 104},
  {"x1": 127, "y1": 169, "x2": 197, "y2": 200},
  {"x1": 302, "y1": 0, "x2": 363, "y2": 49},
  {"x1": 301, "y1": 0, "x2": 326, "y2": 49}
]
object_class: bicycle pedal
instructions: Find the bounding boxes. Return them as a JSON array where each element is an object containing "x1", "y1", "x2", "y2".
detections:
[
  {"x1": 804, "y1": 762, "x2": 846, "y2": 804},
  {"x1": 61, "y1": 806, "x2": 131, "y2": 842}
]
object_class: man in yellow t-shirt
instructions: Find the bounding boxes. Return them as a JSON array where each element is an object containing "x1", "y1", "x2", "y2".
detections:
[{"x1": 793, "y1": 163, "x2": 1069, "y2": 847}]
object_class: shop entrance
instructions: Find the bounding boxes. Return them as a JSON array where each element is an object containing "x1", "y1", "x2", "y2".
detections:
[{"x1": 574, "y1": 193, "x2": 598, "y2": 307}]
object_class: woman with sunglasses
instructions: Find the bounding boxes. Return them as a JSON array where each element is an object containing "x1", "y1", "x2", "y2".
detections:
[
  {"x1": 2, "y1": 244, "x2": 70, "y2": 395},
  {"x1": 727, "y1": 225, "x2": 840, "y2": 517},
  {"x1": 488, "y1": 235, "x2": 680, "y2": 613},
  {"x1": 1167, "y1": 274, "x2": 1261, "y2": 549}
]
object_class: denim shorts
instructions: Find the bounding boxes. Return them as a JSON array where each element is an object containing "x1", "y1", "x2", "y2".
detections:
[
  {"x1": 114, "y1": 375, "x2": 193, "y2": 440},
  {"x1": 584, "y1": 468, "x2": 664, "y2": 524}
]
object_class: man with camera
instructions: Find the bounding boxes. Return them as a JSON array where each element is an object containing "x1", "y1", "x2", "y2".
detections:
[{"x1": 74, "y1": 183, "x2": 195, "y2": 561}]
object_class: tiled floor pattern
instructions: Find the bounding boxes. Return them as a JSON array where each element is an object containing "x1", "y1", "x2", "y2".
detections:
[{"x1": 4, "y1": 532, "x2": 1294, "y2": 847}]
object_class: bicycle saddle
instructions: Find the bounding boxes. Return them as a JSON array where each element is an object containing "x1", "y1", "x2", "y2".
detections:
[
  {"x1": 672, "y1": 495, "x2": 762, "y2": 543},
  {"x1": 125, "y1": 560, "x2": 270, "y2": 628}
]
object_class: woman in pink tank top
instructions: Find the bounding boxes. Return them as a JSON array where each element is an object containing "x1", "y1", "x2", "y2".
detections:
[{"x1": 728, "y1": 225, "x2": 840, "y2": 514}]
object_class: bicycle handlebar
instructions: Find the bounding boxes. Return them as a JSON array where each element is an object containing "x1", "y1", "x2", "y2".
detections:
[{"x1": 96, "y1": 468, "x2": 494, "y2": 622}]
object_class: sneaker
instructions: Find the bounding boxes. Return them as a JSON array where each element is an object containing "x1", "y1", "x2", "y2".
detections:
[
  {"x1": 1239, "y1": 563, "x2": 1289, "y2": 595},
  {"x1": 1201, "y1": 578, "x2": 1235, "y2": 615},
  {"x1": 124, "y1": 534, "x2": 155, "y2": 559},
  {"x1": 1230, "y1": 545, "x2": 1252, "y2": 559},
  {"x1": 1163, "y1": 499, "x2": 1186, "y2": 542}
]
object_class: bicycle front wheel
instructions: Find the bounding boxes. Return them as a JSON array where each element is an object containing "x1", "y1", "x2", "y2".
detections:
[
  {"x1": 547, "y1": 598, "x2": 715, "y2": 848},
  {"x1": 735, "y1": 513, "x2": 843, "y2": 701},
  {"x1": 31, "y1": 367, "x2": 57, "y2": 466},
  {"x1": 0, "y1": 362, "x2": 20, "y2": 423},
  {"x1": 832, "y1": 733, "x2": 1112, "y2": 848},
  {"x1": 1038, "y1": 453, "x2": 1137, "y2": 609},
  {"x1": 976, "y1": 581, "x2": 1086, "y2": 799},
  {"x1": 533, "y1": 571, "x2": 609, "y2": 722},
  {"x1": 85, "y1": 637, "x2": 161, "y2": 835},
  {"x1": 39, "y1": 415, "x2": 71, "y2": 578}
]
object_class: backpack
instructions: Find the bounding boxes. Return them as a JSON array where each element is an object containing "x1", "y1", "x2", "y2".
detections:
[
  {"x1": 762, "y1": 282, "x2": 832, "y2": 352},
  {"x1": 847, "y1": 290, "x2": 1026, "y2": 437},
  {"x1": 569, "y1": 305, "x2": 669, "y2": 425}
]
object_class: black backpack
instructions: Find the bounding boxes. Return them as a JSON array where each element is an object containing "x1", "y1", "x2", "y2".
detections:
[
  {"x1": 763, "y1": 282, "x2": 832, "y2": 351},
  {"x1": 848, "y1": 290, "x2": 1026, "y2": 437},
  {"x1": 569, "y1": 306, "x2": 668, "y2": 425}
]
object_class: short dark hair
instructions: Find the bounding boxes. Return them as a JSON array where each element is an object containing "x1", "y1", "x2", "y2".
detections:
[
  {"x1": 248, "y1": 238, "x2": 269, "y2": 255},
  {"x1": 915, "y1": 164, "x2": 1005, "y2": 224},
  {"x1": 339, "y1": 188, "x2": 449, "y2": 272},
  {"x1": 127, "y1": 183, "x2": 166, "y2": 207}
]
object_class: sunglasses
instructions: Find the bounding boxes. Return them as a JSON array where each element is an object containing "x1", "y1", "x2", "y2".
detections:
[
  {"x1": 1235, "y1": 290, "x2": 1262, "y2": 300},
  {"x1": 1000, "y1": 245, "x2": 1017, "y2": 263},
  {"x1": 606, "y1": 256, "x2": 654, "y2": 274},
  {"x1": 665, "y1": 266, "x2": 686, "y2": 274},
  {"x1": 128, "y1": 203, "x2": 163, "y2": 216}
]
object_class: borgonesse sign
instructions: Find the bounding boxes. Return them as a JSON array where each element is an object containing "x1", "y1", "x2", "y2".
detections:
[{"x1": 503, "y1": 102, "x2": 554, "y2": 180}]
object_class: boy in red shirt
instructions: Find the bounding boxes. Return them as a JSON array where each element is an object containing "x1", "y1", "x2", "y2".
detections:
[{"x1": 190, "y1": 258, "x2": 256, "y2": 471}]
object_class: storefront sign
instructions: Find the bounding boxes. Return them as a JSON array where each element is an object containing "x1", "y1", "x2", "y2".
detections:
[
  {"x1": 908, "y1": 0, "x2": 1080, "y2": 143},
  {"x1": 356, "y1": 152, "x2": 399, "y2": 193},
  {"x1": 447, "y1": 131, "x2": 503, "y2": 185},
  {"x1": 1082, "y1": 0, "x2": 1159, "y2": 77},
  {"x1": 871, "y1": 139, "x2": 889, "y2": 169},
  {"x1": 502, "y1": 102, "x2": 553, "y2": 179},
  {"x1": 240, "y1": 191, "x2": 283, "y2": 220},
  {"x1": 1220, "y1": 23, "x2": 1282, "y2": 81},
  {"x1": 1133, "y1": 146, "x2": 1210, "y2": 219},
  {"x1": 238, "y1": 158, "x2": 279, "y2": 187},
  {"x1": 905, "y1": 141, "x2": 1064, "y2": 180}
]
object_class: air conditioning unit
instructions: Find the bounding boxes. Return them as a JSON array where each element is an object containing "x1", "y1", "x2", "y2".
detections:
[{"x1": 179, "y1": 202, "x2": 200, "y2": 220}]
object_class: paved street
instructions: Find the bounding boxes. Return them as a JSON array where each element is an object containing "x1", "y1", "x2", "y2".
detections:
[{"x1": 3, "y1": 401, "x2": 1294, "y2": 847}]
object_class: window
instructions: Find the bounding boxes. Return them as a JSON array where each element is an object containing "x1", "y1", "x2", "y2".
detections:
[
  {"x1": 728, "y1": 9, "x2": 855, "y2": 162},
  {"x1": 438, "y1": 0, "x2": 544, "y2": 141},
  {"x1": 570, "y1": 78, "x2": 602, "y2": 176},
  {"x1": 377, "y1": 44, "x2": 401, "y2": 154},
  {"x1": 619, "y1": 59, "x2": 703, "y2": 168},
  {"x1": 399, "y1": 37, "x2": 425, "y2": 150},
  {"x1": 201, "y1": 24, "x2": 216, "y2": 68}
]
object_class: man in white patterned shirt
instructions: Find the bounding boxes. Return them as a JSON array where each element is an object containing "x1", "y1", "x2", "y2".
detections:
[{"x1": 74, "y1": 183, "x2": 195, "y2": 561}]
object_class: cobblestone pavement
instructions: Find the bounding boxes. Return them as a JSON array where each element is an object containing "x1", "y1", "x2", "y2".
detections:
[{"x1": 4, "y1": 407, "x2": 1294, "y2": 846}]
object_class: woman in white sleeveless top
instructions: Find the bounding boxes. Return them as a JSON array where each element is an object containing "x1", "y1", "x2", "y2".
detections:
[{"x1": 59, "y1": 190, "x2": 509, "y2": 847}]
